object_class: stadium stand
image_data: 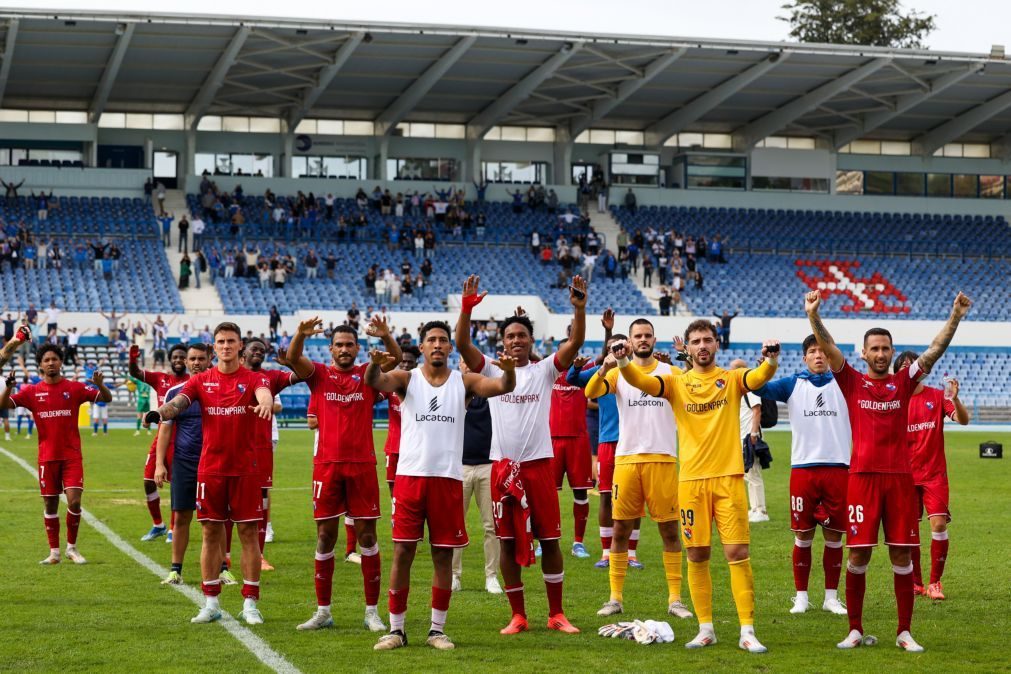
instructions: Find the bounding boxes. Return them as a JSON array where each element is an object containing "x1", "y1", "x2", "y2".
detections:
[{"x1": 1, "y1": 195, "x2": 159, "y2": 237}]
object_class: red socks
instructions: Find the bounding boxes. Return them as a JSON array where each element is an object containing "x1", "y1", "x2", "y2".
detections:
[
  {"x1": 544, "y1": 572, "x2": 564, "y2": 617},
  {"x1": 505, "y1": 584, "x2": 526, "y2": 617},
  {"x1": 202, "y1": 579, "x2": 222, "y2": 597},
  {"x1": 930, "y1": 533, "x2": 949, "y2": 584},
  {"x1": 242, "y1": 580, "x2": 260, "y2": 600},
  {"x1": 146, "y1": 491, "x2": 163, "y2": 527},
  {"x1": 388, "y1": 586, "x2": 409, "y2": 616},
  {"x1": 44, "y1": 512, "x2": 60, "y2": 549},
  {"x1": 823, "y1": 540, "x2": 844, "y2": 590},
  {"x1": 314, "y1": 552, "x2": 335, "y2": 606},
  {"x1": 65, "y1": 510, "x2": 81, "y2": 546},
  {"x1": 845, "y1": 563, "x2": 867, "y2": 633},
  {"x1": 792, "y1": 538, "x2": 813, "y2": 591},
  {"x1": 599, "y1": 526, "x2": 613, "y2": 557},
  {"x1": 345, "y1": 519, "x2": 357, "y2": 556},
  {"x1": 360, "y1": 544, "x2": 381, "y2": 606},
  {"x1": 573, "y1": 500, "x2": 589, "y2": 544},
  {"x1": 893, "y1": 563, "x2": 914, "y2": 634}
]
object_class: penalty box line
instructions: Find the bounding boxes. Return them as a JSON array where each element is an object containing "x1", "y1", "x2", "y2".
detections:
[{"x1": 0, "y1": 445, "x2": 301, "y2": 674}]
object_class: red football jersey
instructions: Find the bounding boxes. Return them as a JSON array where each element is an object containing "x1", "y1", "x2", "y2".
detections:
[
  {"x1": 306, "y1": 361, "x2": 380, "y2": 464},
  {"x1": 549, "y1": 371, "x2": 588, "y2": 438},
  {"x1": 384, "y1": 393, "x2": 402, "y2": 457},
  {"x1": 906, "y1": 386, "x2": 956, "y2": 484},
  {"x1": 142, "y1": 369, "x2": 189, "y2": 405},
  {"x1": 178, "y1": 366, "x2": 271, "y2": 476},
  {"x1": 251, "y1": 369, "x2": 297, "y2": 451},
  {"x1": 12, "y1": 379, "x2": 98, "y2": 462},
  {"x1": 834, "y1": 360, "x2": 925, "y2": 474}
]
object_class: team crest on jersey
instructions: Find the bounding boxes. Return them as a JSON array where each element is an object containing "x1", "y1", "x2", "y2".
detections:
[
  {"x1": 683, "y1": 526, "x2": 693, "y2": 540},
  {"x1": 885, "y1": 383, "x2": 896, "y2": 391},
  {"x1": 351, "y1": 374, "x2": 361, "y2": 382},
  {"x1": 926, "y1": 401, "x2": 935, "y2": 410},
  {"x1": 237, "y1": 384, "x2": 246, "y2": 393},
  {"x1": 62, "y1": 391, "x2": 71, "y2": 399},
  {"x1": 715, "y1": 379, "x2": 725, "y2": 389},
  {"x1": 850, "y1": 525, "x2": 858, "y2": 536}
]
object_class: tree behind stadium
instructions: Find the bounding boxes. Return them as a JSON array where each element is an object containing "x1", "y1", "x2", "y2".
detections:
[{"x1": 779, "y1": 0, "x2": 936, "y2": 48}]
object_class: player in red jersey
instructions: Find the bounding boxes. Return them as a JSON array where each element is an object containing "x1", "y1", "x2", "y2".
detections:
[
  {"x1": 244, "y1": 337, "x2": 300, "y2": 571},
  {"x1": 2, "y1": 341, "x2": 112, "y2": 564},
  {"x1": 893, "y1": 351, "x2": 970, "y2": 600},
  {"x1": 383, "y1": 346, "x2": 420, "y2": 494},
  {"x1": 456, "y1": 274, "x2": 587, "y2": 636},
  {"x1": 130, "y1": 343, "x2": 189, "y2": 542},
  {"x1": 549, "y1": 340, "x2": 594, "y2": 559},
  {"x1": 287, "y1": 315, "x2": 402, "y2": 633},
  {"x1": 369, "y1": 320, "x2": 516, "y2": 651},
  {"x1": 147, "y1": 322, "x2": 274, "y2": 626},
  {"x1": 806, "y1": 290, "x2": 971, "y2": 653}
]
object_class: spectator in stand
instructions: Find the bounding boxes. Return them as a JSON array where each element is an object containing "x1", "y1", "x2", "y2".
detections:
[
  {"x1": 685, "y1": 253, "x2": 698, "y2": 282},
  {"x1": 546, "y1": 189, "x2": 559, "y2": 215},
  {"x1": 155, "y1": 181, "x2": 167, "y2": 215},
  {"x1": 659, "y1": 287, "x2": 672, "y2": 316},
  {"x1": 582, "y1": 251, "x2": 597, "y2": 283},
  {"x1": 325, "y1": 251, "x2": 337, "y2": 279},
  {"x1": 178, "y1": 255, "x2": 191, "y2": 289},
  {"x1": 366, "y1": 266, "x2": 378, "y2": 297},
  {"x1": 41, "y1": 301, "x2": 62, "y2": 335},
  {"x1": 191, "y1": 214, "x2": 205, "y2": 251},
  {"x1": 423, "y1": 227, "x2": 436, "y2": 259},
  {"x1": 33, "y1": 190, "x2": 52, "y2": 222},
  {"x1": 506, "y1": 189, "x2": 524, "y2": 214},
  {"x1": 273, "y1": 262, "x2": 287, "y2": 289},
  {"x1": 109, "y1": 243, "x2": 121, "y2": 273},
  {"x1": 597, "y1": 179, "x2": 608, "y2": 213},
  {"x1": 375, "y1": 275, "x2": 388, "y2": 305},
  {"x1": 530, "y1": 231, "x2": 541, "y2": 256},
  {"x1": 643, "y1": 255, "x2": 654, "y2": 287},
  {"x1": 177, "y1": 215, "x2": 190, "y2": 254},
  {"x1": 346, "y1": 303, "x2": 361, "y2": 332},
  {"x1": 268, "y1": 306, "x2": 281, "y2": 342},
  {"x1": 159, "y1": 212, "x2": 172, "y2": 247},
  {"x1": 713, "y1": 309, "x2": 739, "y2": 349},
  {"x1": 305, "y1": 249, "x2": 319, "y2": 279},
  {"x1": 685, "y1": 235, "x2": 697, "y2": 259},
  {"x1": 389, "y1": 274, "x2": 401, "y2": 304},
  {"x1": 420, "y1": 258, "x2": 433, "y2": 280},
  {"x1": 602, "y1": 249, "x2": 618, "y2": 279},
  {"x1": 623, "y1": 188, "x2": 637, "y2": 214},
  {"x1": 414, "y1": 272, "x2": 426, "y2": 299},
  {"x1": 144, "y1": 177, "x2": 154, "y2": 204},
  {"x1": 695, "y1": 269, "x2": 704, "y2": 292},
  {"x1": 194, "y1": 251, "x2": 206, "y2": 289},
  {"x1": 89, "y1": 240, "x2": 109, "y2": 273},
  {"x1": 1, "y1": 178, "x2": 25, "y2": 206}
]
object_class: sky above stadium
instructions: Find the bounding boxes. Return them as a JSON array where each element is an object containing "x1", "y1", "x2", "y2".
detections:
[{"x1": 15, "y1": 0, "x2": 1011, "y2": 54}]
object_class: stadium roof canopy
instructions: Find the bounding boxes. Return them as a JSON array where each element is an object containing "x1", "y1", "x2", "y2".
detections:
[{"x1": 2, "y1": 9, "x2": 1011, "y2": 153}]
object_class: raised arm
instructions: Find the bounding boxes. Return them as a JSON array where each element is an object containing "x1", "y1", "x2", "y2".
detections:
[
  {"x1": 805, "y1": 291, "x2": 844, "y2": 372},
  {"x1": 584, "y1": 355, "x2": 616, "y2": 399},
  {"x1": 0, "y1": 325, "x2": 29, "y2": 369},
  {"x1": 947, "y1": 378, "x2": 970, "y2": 425},
  {"x1": 90, "y1": 370, "x2": 114, "y2": 403},
  {"x1": 455, "y1": 274, "x2": 487, "y2": 372},
  {"x1": 363, "y1": 349, "x2": 410, "y2": 395},
  {"x1": 743, "y1": 341, "x2": 780, "y2": 391},
  {"x1": 599, "y1": 308, "x2": 614, "y2": 361},
  {"x1": 917, "y1": 293, "x2": 972, "y2": 374},
  {"x1": 613, "y1": 340, "x2": 663, "y2": 397},
  {"x1": 566, "y1": 356, "x2": 592, "y2": 386},
  {"x1": 365, "y1": 314, "x2": 402, "y2": 373},
  {"x1": 128, "y1": 344, "x2": 144, "y2": 380},
  {"x1": 0, "y1": 372, "x2": 16, "y2": 409},
  {"x1": 464, "y1": 354, "x2": 516, "y2": 398},
  {"x1": 555, "y1": 275, "x2": 587, "y2": 369},
  {"x1": 287, "y1": 316, "x2": 323, "y2": 381}
]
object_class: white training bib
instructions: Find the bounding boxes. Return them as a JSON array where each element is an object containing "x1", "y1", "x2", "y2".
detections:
[
  {"x1": 397, "y1": 369, "x2": 468, "y2": 480},
  {"x1": 614, "y1": 360, "x2": 678, "y2": 458}
]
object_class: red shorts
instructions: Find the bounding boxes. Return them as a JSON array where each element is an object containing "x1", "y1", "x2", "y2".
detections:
[
  {"x1": 39, "y1": 457, "x2": 84, "y2": 496},
  {"x1": 789, "y1": 466, "x2": 848, "y2": 533},
  {"x1": 143, "y1": 442, "x2": 173, "y2": 481},
  {"x1": 391, "y1": 476, "x2": 468, "y2": 548},
  {"x1": 312, "y1": 462, "x2": 381, "y2": 521},
  {"x1": 597, "y1": 441, "x2": 617, "y2": 493},
  {"x1": 257, "y1": 446, "x2": 273, "y2": 489},
  {"x1": 195, "y1": 473, "x2": 262, "y2": 522},
  {"x1": 491, "y1": 458, "x2": 561, "y2": 541},
  {"x1": 552, "y1": 434, "x2": 593, "y2": 490},
  {"x1": 916, "y1": 479, "x2": 951, "y2": 522},
  {"x1": 385, "y1": 452, "x2": 399, "y2": 484},
  {"x1": 846, "y1": 473, "x2": 920, "y2": 548}
]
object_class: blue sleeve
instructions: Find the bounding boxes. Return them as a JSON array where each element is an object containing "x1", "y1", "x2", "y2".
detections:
[
  {"x1": 568, "y1": 364, "x2": 599, "y2": 386},
  {"x1": 753, "y1": 374, "x2": 796, "y2": 403}
]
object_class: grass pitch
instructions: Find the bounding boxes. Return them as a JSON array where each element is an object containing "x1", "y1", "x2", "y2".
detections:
[{"x1": 1, "y1": 429, "x2": 1008, "y2": 673}]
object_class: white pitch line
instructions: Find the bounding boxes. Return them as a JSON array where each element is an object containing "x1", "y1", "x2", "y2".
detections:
[{"x1": 0, "y1": 445, "x2": 301, "y2": 674}]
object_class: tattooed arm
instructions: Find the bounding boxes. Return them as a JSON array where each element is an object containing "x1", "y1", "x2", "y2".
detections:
[
  {"x1": 804, "y1": 291, "x2": 844, "y2": 372},
  {"x1": 917, "y1": 292, "x2": 972, "y2": 374}
]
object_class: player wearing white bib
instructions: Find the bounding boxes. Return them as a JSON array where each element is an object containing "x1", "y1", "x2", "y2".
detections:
[
  {"x1": 585, "y1": 319, "x2": 692, "y2": 620},
  {"x1": 456, "y1": 274, "x2": 587, "y2": 637},
  {"x1": 368, "y1": 320, "x2": 516, "y2": 652},
  {"x1": 753, "y1": 335, "x2": 851, "y2": 616}
]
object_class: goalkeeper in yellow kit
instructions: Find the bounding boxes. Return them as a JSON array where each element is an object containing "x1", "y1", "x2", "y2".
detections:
[{"x1": 614, "y1": 318, "x2": 780, "y2": 653}]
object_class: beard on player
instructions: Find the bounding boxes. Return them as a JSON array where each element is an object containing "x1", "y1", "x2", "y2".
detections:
[
  {"x1": 862, "y1": 334, "x2": 893, "y2": 376},
  {"x1": 632, "y1": 341, "x2": 654, "y2": 359},
  {"x1": 169, "y1": 348, "x2": 187, "y2": 376}
]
